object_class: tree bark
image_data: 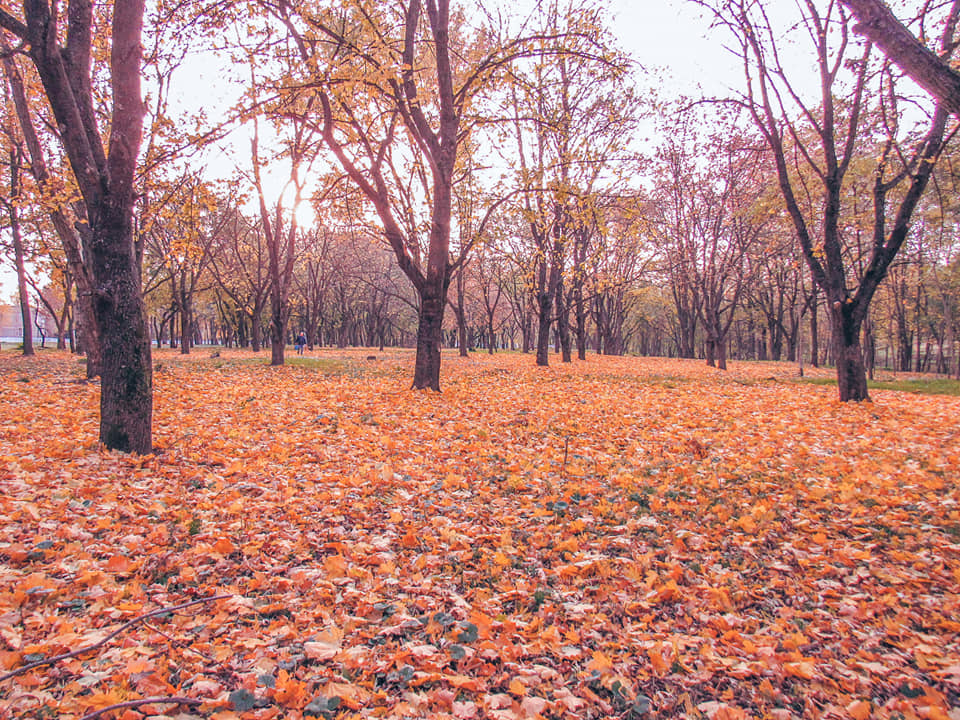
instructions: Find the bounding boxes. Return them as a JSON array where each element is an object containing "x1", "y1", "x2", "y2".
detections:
[
  {"x1": 414, "y1": 289, "x2": 444, "y2": 390},
  {"x1": 841, "y1": 0, "x2": 960, "y2": 116},
  {"x1": 2, "y1": 0, "x2": 151, "y2": 450},
  {"x1": 535, "y1": 287, "x2": 553, "y2": 367},
  {"x1": 555, "y1": 278, "x2": 572, "y2": 363},
  {"x1": 6, "y1": 150, "x2": 34, "y2": 356},
  {"x1": 92, "y1": 200, "x2": 153, "y2": 451},
  {"x1": 179, "y1": 276, "x2": 192, "y2": 355},
  {"x1": 810, "y1": 285, "x2": 819, "y2": 368},
  {"x1": 831, "y1": 303, "x2": 870, "y2": 401}
]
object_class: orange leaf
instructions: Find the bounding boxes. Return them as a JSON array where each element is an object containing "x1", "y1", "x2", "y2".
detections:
[
  {"x1": 105, "y1": 555, "x2": 134, "y2": 573},
  {"x1": 587, "y1": 650, "x2": 614, "y2": 674},
  {"x1": 783, "y1": 661, "x2": 816, "y2": 679},
  {"x1": 649, "y1": 644, "x2": 670, "y2": 675},
  {"x1": 213, "y1": 537, "x2": 235, "y2": 555},
  {"x1": 509, "y1": 677, "x2": 526, "y2": 696},
  {"x1": 846, "y1": 700, "x2": 872, "y2": 720},
  {"x1": 272, "y1": 669, "x2": 308, "y2": 708}
]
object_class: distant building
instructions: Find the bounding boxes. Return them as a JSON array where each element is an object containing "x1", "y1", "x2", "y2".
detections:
[{"x1": 0, "y1": 303, "x2": 56, "y2": 344}]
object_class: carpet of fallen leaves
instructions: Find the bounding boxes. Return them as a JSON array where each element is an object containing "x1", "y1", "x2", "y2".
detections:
[{"x1": 1, "y1": 348, "x2": 959, "y2": 720}]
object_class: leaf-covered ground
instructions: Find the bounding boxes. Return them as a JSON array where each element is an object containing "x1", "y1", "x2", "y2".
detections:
[{"x1": 1, "y1": 349, "x2": 958, "y2": 720}]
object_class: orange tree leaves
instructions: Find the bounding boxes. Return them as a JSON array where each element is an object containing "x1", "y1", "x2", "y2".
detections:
[{"x1": 0, "y1": 349, "x2": 958, "y2": 718}]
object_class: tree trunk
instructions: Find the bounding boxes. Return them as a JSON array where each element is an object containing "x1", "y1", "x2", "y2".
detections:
[
  {"x1": 717, "y1": 336, "x2": 728, "y2": 371},
  {"x1": 179, "y1": 282, "x2": 192, "y2": 355},
  {"x1": 810, "y1": 286, "x2": 819, "y2": 368},
  {"x1": 251, "y1": 306, "x2": 262, "y2": 352},
  {"x1": 454, "y1": 270, "x2": 469, "y2": 357},
  {"x1": 575, "y1": 304, "x2": 587, "y2": 361},
  {"x1": 7, "y1": 160, "x2": 34, "y2": 356},
  {"x1": 556, "y1": 282, "x2": 572, "y2": 363},
  {"x1": 91, "y1": 210, "x2": 153, "y2": 453},
  {"x1": 487, "y1": 311, "x2": 496, "y2": 355},
  {"x1": 456, "y1": 307, "x2": 469, "y2": 357},
  {"x1": 831, "y1": 303, "x2": 870, "y2": 401},
  {"x1": 270, "y1": 290, "x2": 289, "y2": 366},
  {"x1": 413, "y1": 288, "x2": 444, "y2": 390},
  {"x1": 535, "y1": 290, "x2": 552, "y2": 367}
]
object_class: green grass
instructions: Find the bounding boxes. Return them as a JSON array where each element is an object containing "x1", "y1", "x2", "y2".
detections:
[
  {"x1": 286, "y1": 356, "x2": 354, "y2": 374},
  {"x1": 798, "y1": 375, "x2": 960, "y2": 396}
]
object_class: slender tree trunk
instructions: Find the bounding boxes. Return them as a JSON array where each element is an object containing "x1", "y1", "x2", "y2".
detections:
[
  {"x1": 456, "y1": 307, "x2": 468, "y2": 357},
  {"x1": 179, "y1": 282, "x2": 192, "y2": 355},
  {"x1": 7, "y1": 155, "x2": 34, "y2": 356},
  {"x1": 810, "y1": 286, "x2": 819, "y2": 368},
  {"x1": 57, "y1": 277, "x2": 72, "y2": 349},
  {"x1": 487, "y1": 318, "x2": 496, "y2": 354},
  {"x1": 556, "y1": 283, "x2": 572, "y2": 363},
  {"x1": 454, "y1": 270, "x2": 469, "y2": 357},
  {"x1": 535, "y1": 290, "x2": 552, "y2": 366},
  {"x1": 575, "y1": 303, "x2": 587, "y2": 361},
  {"x1": 251, "y1": 305, "x2": 262, "y2": 352}
]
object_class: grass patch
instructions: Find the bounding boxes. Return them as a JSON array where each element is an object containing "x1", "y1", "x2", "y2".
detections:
[
  {"x1": 798, "y1": 375, "x2": 960, "y2": 396},
  {"x1": 286, "y1": 356, "x2": 354, "y2": 374}
]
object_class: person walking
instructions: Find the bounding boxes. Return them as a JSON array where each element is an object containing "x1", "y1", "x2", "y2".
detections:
[{"x1": 296, "y1": 331, "x2": 307, "y2": 355}]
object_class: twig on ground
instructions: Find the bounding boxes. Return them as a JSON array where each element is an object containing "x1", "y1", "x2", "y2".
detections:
[
  {"x1": 79, "y1": 695, "x2": 204, "y2": 720},
  {"x1": 0, "y1": 594, "x2": 232, "y2": 683}
]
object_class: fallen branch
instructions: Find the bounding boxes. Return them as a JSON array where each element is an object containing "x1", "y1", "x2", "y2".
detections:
[
  {"x1": 79, "y1": 696, "x2": 204, "y2": 720},
  {"x1": 0, "y1": 594, "x2": 232, "y2": 683}
]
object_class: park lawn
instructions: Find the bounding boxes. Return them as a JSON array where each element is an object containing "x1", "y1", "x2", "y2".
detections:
[{"x1": 0, "y1": 349, "x2": 958, "y2": 719}]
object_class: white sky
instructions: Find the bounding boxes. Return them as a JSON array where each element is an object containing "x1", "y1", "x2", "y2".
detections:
[
  {"x1": 610, "y1": 0, "x2": 739, "y2": 98},
  {"x1": 0, "y1": 0, "x2": 743, "y2": 299}
]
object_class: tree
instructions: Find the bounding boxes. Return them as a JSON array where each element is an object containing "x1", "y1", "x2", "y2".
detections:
[
  {"x1": 589, "y1": 203, "x2": 649, "y2": 356},
  {"x1": 705, "y1": 0, "x2": 955, "y2": 401},
  {"x1": 208, "y1": 205, "x2": 271, "y2": 351},
  {"x1": 142, "y1": 174, "x2": 224, "y2": 353},
  {"x1": 507, "y1": 0, "x2": 636, "y2": 366},
  {"x1": 0, "y1": 1, "x2": 151, "y2": 451},
  {"x1": 0, "y1": 143, "x2": 33, "y2": 355},
  {"x1": 0, "y1": 39, "x2": 103, "y2": 372},
  {"x1": 256, "y1": 0, "x2": 464, "y2": 387},
  {"x1": 258, "y1": 0, "x2": 594, "y2": 388}
]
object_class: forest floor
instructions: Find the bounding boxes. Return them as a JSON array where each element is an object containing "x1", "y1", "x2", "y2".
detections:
[{"x1": 1, "y1": 348, "x2": 958, "y2": 720}]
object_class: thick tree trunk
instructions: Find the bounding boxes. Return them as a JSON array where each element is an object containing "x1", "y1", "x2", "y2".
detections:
[
  {"x1": 251, "y1": 308, "x2": 262, "y2": 352},
  {"x1": 413, "y1": 288, "x2": 444, "y2": 390},
  {"x1": 269, "y1": 291, "x2": 289, "y2": 366},
  {"x1": 717, "y1": 335, "x2": 728, "y2": 371},
  {"x1": 831, "y1": 304, "x2": 870, "y2": 402},
  {"x1": 91, "y1": 211, "x2": 153, "y2": 453}
]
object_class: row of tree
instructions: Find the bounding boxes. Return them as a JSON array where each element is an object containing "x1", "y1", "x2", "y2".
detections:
[
  {"x1": 23, "y1": 108, "x2": 959, "y2": 379},
  {"x1": 1, "y1": 0, "x2": 959, "y2": 452}
]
